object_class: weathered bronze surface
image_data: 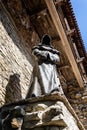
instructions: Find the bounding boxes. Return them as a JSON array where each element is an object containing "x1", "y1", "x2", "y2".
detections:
[{"x1": 27, "y1": 34, "x2": 63, "y2": 97}]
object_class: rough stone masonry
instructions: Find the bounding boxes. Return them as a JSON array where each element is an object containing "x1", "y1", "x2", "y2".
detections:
[{"x1": 0, "y1": 4, "x2": 33, "y2": 105}]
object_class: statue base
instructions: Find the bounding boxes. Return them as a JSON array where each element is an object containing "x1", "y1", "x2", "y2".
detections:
[{"x1": 1, "y1": 93, "x2": 85, "y2": 130}]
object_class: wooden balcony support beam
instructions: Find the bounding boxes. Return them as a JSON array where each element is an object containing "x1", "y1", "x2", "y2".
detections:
[
  {"x1": 59, "y1": 65, "x2": 70, "y2": 70},
  {"x1": 76, "y1": 57, "x2": 84, "y2": 63},
  {"x1": 45, "y1": 0, "x2": 84, "y2": 88},
  {"x1": 66, "y1": 29, "x2": 75, "y2": 36},
  {"x1": 55, "y1": 0, "x2": 64, "y2": 6}
]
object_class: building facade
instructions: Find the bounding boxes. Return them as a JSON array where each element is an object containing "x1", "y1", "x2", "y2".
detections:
[{"x1": 0, "y1": 0, "x2": 87, "y2": 129}]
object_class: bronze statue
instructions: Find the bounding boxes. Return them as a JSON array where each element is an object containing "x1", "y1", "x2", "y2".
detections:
[{"x1": 27, "y1": 34, "x2": 63, "y2": 97}]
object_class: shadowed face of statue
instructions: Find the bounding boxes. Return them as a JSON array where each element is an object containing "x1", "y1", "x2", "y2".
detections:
[{"x1": 41, "y1": 34, "x2": 52, "y2": 46}]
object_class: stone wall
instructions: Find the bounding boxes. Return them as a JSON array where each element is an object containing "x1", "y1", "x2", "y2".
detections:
[
  {"x1": 0, "y1": 4, "x2": 33, "y2": 106},
  {"x1": 67, "y1": 85, "x2": 87, "y2": 129}
]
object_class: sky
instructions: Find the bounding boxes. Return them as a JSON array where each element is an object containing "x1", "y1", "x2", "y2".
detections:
[{"x1": 71, "y1": 0, "x2": 87, "y2": 51}]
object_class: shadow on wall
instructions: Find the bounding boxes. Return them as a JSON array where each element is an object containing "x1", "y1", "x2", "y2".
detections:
[{"x1": 5, "y1": 74, "x2": 22, "y2": 104}]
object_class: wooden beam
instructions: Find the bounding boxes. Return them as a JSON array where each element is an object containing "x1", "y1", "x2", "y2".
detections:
[
  {"x1": 55, "y1": 0, "x2": 64, "y2": 6},
  {"x1": 76, "y1": 57, "x2": 84, "y2": 63},
  {"x1": 59, "y1": 65, "x2": 70, "y2": 70},
  {"x1": 66, "y1": 29, "x2": 75, "y2": 36},
  {"x1": 45, "y1": 0, "x2": 84, "y2": 88},
  {"x1": 64, "y1": 18, "x2": 70, "y2": 31}
]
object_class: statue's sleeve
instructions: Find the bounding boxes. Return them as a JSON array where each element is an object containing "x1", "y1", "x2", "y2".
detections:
[
  {"x1": 48, "y1": 52, "x2": 60, "y2": 64},
  {"x1": 33, "y1": 48, "x2": 48, "y2": 59},
  {"x1": 32, "y1": 46, "x2": 60, "y2": 64}
]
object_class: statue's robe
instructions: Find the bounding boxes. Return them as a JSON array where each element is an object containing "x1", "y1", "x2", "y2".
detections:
[{"x1": 28, "y1": 45, "x2": 63, "y2": 97}]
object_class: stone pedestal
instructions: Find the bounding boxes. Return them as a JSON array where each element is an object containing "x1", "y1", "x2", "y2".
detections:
[
  {"x1": 1, "y1": 93, "x2": 85, "y2": 130},
  {"x1": 24, "y1": 102, "x2": 67, "y2": 129}
]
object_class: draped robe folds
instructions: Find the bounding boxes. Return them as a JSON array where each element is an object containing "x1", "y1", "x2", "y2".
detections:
[{"x1": 28, "y1": 45, "x2": 63, "y2": 97}]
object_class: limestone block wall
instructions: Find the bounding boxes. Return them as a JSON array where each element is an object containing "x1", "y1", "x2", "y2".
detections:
[{"x1": 0, "y1": 4, "x2": 33, "y2": 106}]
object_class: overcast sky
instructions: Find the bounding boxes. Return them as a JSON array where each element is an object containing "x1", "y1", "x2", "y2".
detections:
[{"x1": 71, "y1": 0, "x2": 87, "y2": 51}]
